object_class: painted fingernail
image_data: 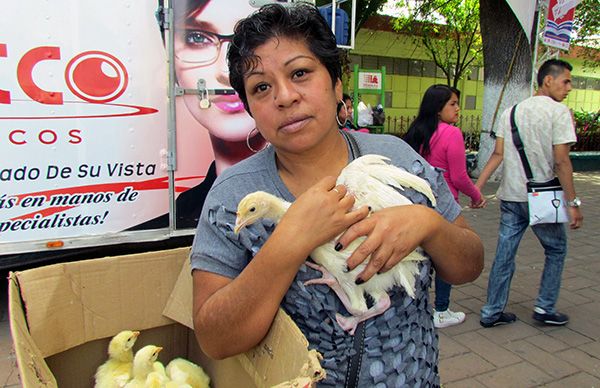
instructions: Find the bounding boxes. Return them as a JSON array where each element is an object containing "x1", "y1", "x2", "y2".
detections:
[
  {"x1": 343, "y1": 265, "x2": 349, "y2": 273},
  {"x1": 355, "y1": 278, "x2": 364, "y2": 285},
  {"x1": 334, "y1": 242, "x2": 343, "y2": 251}
]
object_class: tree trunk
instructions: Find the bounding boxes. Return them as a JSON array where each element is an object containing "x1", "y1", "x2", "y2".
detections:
[{"x1": 473, "y1": 0, "x2": 534, "y2": 179}]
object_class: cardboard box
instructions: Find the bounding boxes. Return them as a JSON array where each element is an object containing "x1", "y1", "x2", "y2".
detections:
[{"x1": 9, "y1": 247, "x2": 325, "y2": 387}]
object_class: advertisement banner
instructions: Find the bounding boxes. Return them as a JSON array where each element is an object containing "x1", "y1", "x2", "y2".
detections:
[
  {"x1": 163, "y1": 0, "x2": 266, "y2": 230},
  {"x1": 357, "y1": 71, "x2": 383, "y2": 90},
  {"x1": 542, "y1": 0, "x2": 578, "y2": 51},
  {"x1": 0, "y1": 0, "x2": 169, "y2": 244}
]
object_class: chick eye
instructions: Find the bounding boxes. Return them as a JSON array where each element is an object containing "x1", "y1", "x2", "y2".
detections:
[{"x1": 249, "y1": 207, "x2": 256, "y2": 213}]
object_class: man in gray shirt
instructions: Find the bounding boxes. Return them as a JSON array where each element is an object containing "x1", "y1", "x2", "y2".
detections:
[{"x1": 476, "y1": 59, "x2": 584, "y2": 328}]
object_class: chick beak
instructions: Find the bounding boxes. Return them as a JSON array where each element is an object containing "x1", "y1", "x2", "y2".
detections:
[
  {"x1": 234, "y1": 219, "x2": 244, "y2": 234},
  {"x1": 132, "y1": 331, "x2": 140, "y2": 338}
]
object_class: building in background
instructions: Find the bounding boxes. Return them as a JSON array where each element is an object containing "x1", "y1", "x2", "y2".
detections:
[{"x1": 345, "y1": 14, "x2": 600, "y2": 134}]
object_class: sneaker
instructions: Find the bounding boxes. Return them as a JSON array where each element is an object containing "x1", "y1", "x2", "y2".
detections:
[
  {"x1": 433, "y1": 309, "x2": 466, "y2": 328},
  {"x1": 532, "y1": 308, "x2": 569, "y2": 326},
  {"x1": 479, "y1": 312, "x2": 517, "y2": 328}
]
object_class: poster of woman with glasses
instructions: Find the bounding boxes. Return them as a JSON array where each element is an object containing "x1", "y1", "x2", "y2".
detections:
[{"x1": 136, "y1": 0, "x2": 268, "y2": 230}]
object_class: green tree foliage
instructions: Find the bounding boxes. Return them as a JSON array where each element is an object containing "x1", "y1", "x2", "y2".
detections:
[
  {"x1": 392, "y1": 0, "x2": 483, "y2": 88},
  {"x1": 354, "y1": 0, "x2": 389, "y2": 30},
  {"x1": 571, "y1": 0, "x2": 600, "y2": 67}
]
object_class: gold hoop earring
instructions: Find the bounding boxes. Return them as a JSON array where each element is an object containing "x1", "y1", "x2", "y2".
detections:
[
  {"x1": 246, "y1": 128, "x2": 268, "y2": 153},
  {"x1": 336, "y1": 99, "x2": 347, "y2": 128}
]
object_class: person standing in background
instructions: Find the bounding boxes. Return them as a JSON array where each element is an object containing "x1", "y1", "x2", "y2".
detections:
[
  {"x1": 337, "y1": 93, "x2": 369, "y2": 133},
  {"x1": 337, "y1": 93, "x2": 357, "y2": 130},
  {"x1": 476, "y1": 59, "x2": 583, "y2": 328},
  {"x1": 405, "y1": 84, "x2": 486, "y2": 328}
]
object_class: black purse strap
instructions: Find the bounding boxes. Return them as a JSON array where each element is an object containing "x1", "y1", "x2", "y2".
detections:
[
  {"x1": 339, "y1": 130, "x2": 366, "y2": 388},
  {"x1": 509, "y1": 104, "x2": 533, "y2": 181},
  {"x1": 344, "y1": 320, "x2": 365, "y2": 388}
]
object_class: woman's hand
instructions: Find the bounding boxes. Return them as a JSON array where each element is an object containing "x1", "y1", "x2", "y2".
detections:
[
  {"x1": 278, "y1": 177, "x2": 370, "y2": 256},
  {"x1": 469, "y1": 196, "x2": 487, "y2": 208},
  {"x1": 338, "y1": 205, "x2": 443, "y2": 283}
]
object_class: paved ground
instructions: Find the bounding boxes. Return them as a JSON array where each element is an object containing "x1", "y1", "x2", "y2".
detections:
[
  {"x1": 437, "y1": 171, "x2": 600, "y2": 387},
  {"x1": 1, "y1": 172, "x2": 599, "y2": 387}
]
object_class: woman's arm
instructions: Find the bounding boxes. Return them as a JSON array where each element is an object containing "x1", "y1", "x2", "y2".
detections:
[
  {"x1": 423, "y1": 212, "x2": 484, "y2": 283},
  {"x1": 340, "y1": 205, "x2": 484, "y2": 285},
  {"x1": 193, "y1": 178, "x2": 369, "y2": 359},
  {"x1": 445, "y1": 129, "x2": 483, "y2": 205},
  {"x1": 192, "y1": 225, "x2": 310, "y2": 359}
]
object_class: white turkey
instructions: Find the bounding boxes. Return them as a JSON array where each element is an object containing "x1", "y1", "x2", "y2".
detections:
[{"x1": 234, "y1": 154, "x2": 436, "y2": 334}]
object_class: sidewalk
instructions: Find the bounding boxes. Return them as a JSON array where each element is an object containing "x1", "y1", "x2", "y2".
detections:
[
  {"x1": 438, "y1": 171, "x2": 600, "y2": 387},
  {"x1": 1, "y1": 172, "x2": 599, "y2": 387}
]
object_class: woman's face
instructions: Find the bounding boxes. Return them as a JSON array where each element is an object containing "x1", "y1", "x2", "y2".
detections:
[
  {"x1": 338, "y1": 98, "x2": 353, "y2": 123},
  {"x1": 439, "y1": 93, "x2": 460, "y2": 125},
  {"x1": 174, "y1": 0, "x2": 256, "y2": 141},
  {"x1": 244, "y1": 37, "x2": 342, "y2": 154}
]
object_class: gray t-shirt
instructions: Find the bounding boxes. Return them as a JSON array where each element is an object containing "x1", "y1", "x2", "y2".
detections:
[{"x1": 191, "y1": 131, "x2": 460, "y2": 386}]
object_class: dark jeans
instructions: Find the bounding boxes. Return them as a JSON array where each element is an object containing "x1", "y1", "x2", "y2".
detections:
[{"x1": 434, "y1": 274, "x2": 452, "y2": 311}]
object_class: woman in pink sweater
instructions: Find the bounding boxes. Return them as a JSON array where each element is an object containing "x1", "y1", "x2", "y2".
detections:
[{"x1": 405, "y1": 84, "x2": 485, "y2": 328}]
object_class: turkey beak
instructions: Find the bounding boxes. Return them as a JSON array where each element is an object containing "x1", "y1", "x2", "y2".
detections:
[{"x1": 234, "y1": 217, "x2": 245, "y2": 234}]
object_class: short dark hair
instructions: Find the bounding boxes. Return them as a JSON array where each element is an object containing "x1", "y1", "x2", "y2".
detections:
[
  {"x1": 227, "y1": 4, "x2": 341, "y2": 114},
  {"x1": 537, "y1": 59, "x2": 573, "y2": 87},
  {"x1": 342, "y1": 93, "x2": 352, "y2": 103}
]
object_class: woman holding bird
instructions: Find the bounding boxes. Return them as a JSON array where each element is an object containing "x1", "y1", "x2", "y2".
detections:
[{"x1": 190, "y1": 4, "x2": 483, "y2": 386}]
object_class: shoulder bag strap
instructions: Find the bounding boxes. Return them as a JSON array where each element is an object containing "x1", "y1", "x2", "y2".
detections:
[{"x1": 509, "y1": 105, "x2": 533, "y2": 180}]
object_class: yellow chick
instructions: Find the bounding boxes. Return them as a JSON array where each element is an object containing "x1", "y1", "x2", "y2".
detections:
[
  {"x1": 144, "y1": 361, "x2": 168, "y2": 388},
  {"x1": 145, "y1": 371, "x2": 166, "y2": 388},
  {"x1": 147, "y1": 361, "x2": 194, "y2": 388},
  {"x1": 166, "y1": 358, "x2": 210, "y2": 388},
  {"x1": 153, "y1": 361, "x2": 166, "y2": 376},
  {"x1": 146, "y1": 370, "x2": 180, "y2": 388},
  {"x1": 94, "y1": 330, "x2": 140, "y2": 388},
  {"x1": 124, "y1": 345, "x2": 163, "y2": 388}
]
